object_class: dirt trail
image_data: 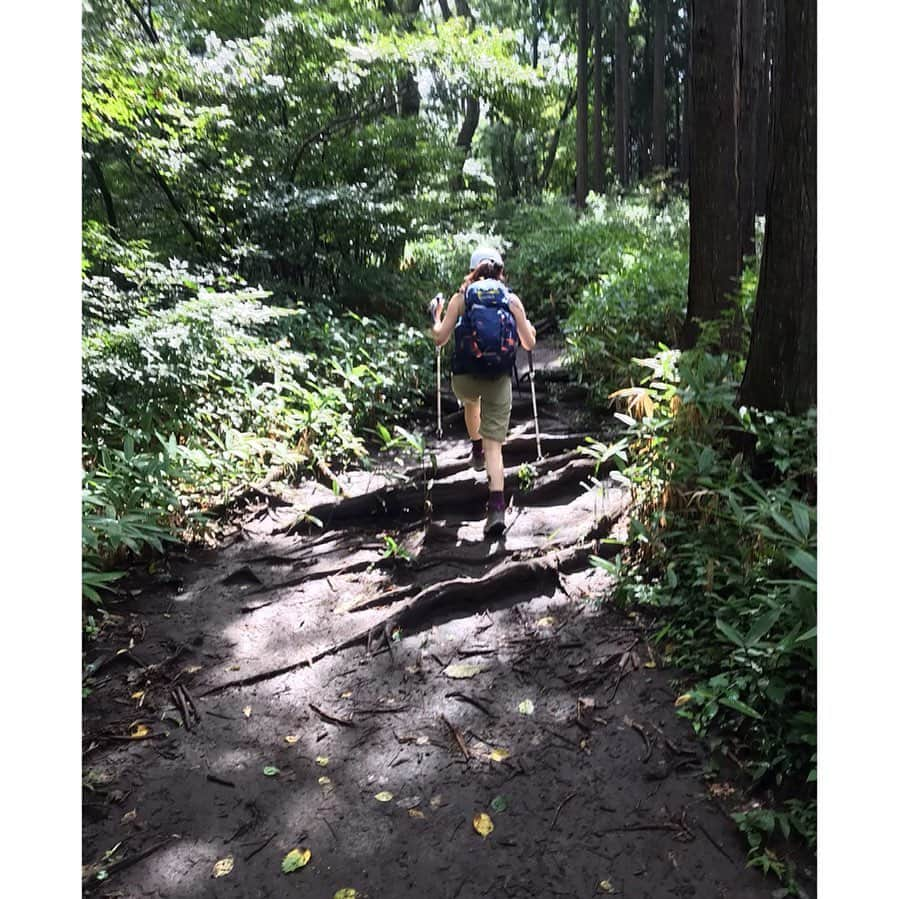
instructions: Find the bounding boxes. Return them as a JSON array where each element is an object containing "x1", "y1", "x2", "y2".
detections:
[{"x1": 82, "y1": 341, "x2": 783, "y2": 899}]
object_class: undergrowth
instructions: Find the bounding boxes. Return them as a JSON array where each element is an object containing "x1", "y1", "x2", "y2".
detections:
[{"x1": 592, "y1": 339, "x2": 817, "y2": 890}]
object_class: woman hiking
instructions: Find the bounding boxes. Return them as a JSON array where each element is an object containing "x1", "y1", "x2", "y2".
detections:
[{"x1": 430, "y1": 246, "x2": 537, "y2": 537}]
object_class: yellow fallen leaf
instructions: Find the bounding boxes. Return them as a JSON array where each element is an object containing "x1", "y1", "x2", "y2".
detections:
[
  {"x1": 489, "y1": 748, "x2": 511, "y2": 762},
  {"x1": 518, "y1": 699, "x2": 535, "y2": 715},
  {"x1": 409, "y1": 809, "x2": 426, "y2": 819},
  {"x1": 285, "y1": 735, "x2": 299, "y2": 744},
  {"x1": 535, "y1": 616, "x2": 555, "y2": 627},
  {"x1": 281, "y1": 847, "x2": 311, "y2": 873},
  {"x1": 318, "y1": 776, "x2": 332, "y2": 786},
  {"x1": 472, "y1": 812, "x2": 494, "y2": 837},
  {"x1": 243, "y1": 706, "x2": 252, "y2": 718},
  {"x1": 674, "y1": 693, "x2": 692, "y2": 707},
  {"x1": 375, "y1": 791, "x2": 394, "y2": 802},
  {"x1": 129, "y1": 724, "x2": 150, "y2": 739},
  {"x1": 183, "y1": 665, "x2": 203, "y2": 674},
  {"x1": 120, "y1": 809, "x2": 137, "y2": 824},
  {"x1": 212, "y1": 856, "x2": 234, "y2": 878},
  {"x1": 340, "y1": 691, "x2": 353, "y2": 699},
  {"x1": 131, "y1": 691, "x2": 144, "y2": 701},
  {"x1": 598, "y1": 880, "x2": 614, "y2": 893},
  {"x1": 643, "y1": 660, "x2": 657, "y2": 669},
  {"x1": 444, "y1": 663, "x2": 488, "y2": 679},
  {"x1": 316, "y1": 756, "x2": 329, "y2": 767},
  {"x1": 228, "y1": 664, "x2": 241, "y2": 671},
  {"x1": 334, "y1": 890, "x2": 358, "y2": 899}
]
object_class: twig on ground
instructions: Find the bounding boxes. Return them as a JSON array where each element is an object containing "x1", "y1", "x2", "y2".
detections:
[
  {"x1": 243, "y1": 832, "x2": 277, "y2": 861},
  {"x1": 550, "y1": 792, "x2": 578, "y2": 829},
  {"x1": 309, "y1": 703, "x2": 355, "y2": 728},
  {"x1": 446, "y1": 692, "x2": 495, "y2": 718},
  {"x1": 441, "y1": 714, "x2": 470, "y2": 760}
]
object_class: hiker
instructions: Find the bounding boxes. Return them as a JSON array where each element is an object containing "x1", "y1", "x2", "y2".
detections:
[{"x1": 430, "y1": 246, "x2": 537, "y2": 536}]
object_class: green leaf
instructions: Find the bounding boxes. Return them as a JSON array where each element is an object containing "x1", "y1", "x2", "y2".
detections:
[
  {"x1": 719, "y1": 695, "x2": 762, "y2": 719},
  {"x1": 715, "y1": 618, "x2": 745, "y2": 648},
  {"x1": 744, "y1": 608, "x2": 781, "y2": 647},
  {"x1": 787, "y1": 548, "x2": 817, "y2": 582}
]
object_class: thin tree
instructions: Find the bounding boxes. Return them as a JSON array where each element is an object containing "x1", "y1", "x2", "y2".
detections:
[
  {"x1": 576, "y1": 0, "x2": 590, "y2": 208},
  {"x1": 651, "y1": 0, "x2": 666, "y2": 170},
  {"x1": 740, "y1": 0, "x2": 816, "y2": 414},
  {"x1": 613, "y1": 0, "x2": 630, "y2": 185},
  {"x1": 591, "y1": 0, "x2": 606, "y2": 193},
  {"x1": 681, "y1": 0, "x2": 742, "y2": 349}
]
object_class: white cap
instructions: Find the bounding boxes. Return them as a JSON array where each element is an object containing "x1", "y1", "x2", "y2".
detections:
[{"x1": 469, "y1": 246, "x2": 504, "y2": 271}]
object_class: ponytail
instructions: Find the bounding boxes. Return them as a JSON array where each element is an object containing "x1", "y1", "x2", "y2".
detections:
[{"x1": 460, "y1": 259, "x2": 504, "y2": 293}]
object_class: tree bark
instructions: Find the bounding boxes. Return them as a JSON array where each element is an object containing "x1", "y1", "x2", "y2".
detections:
[
  {"x1": 538, "y1": 72, "x2": 586, "y2": 191},
  {"x1": 592, "y1": 0, "x2": 606, "y2": 193},
  {"x1": 680, "y1": 1, "x2": 691, "y2": 181},
  {"x1": 87, "y1": 156, "x2": 119, "y2": 232},
  {"x1": 681, "y1": 0, "x2": 742, "y2": 349},
  {"x1": 738, "y1": 0, "x2": 765, "y2": 261},
  {"x1": 652, "y1": 0, "x2": 667, "y2": 170},
  {"x1": 448, "y1": 0, "x2": 479, "y2": 190},
  {"x1": 755, "y1": 0, "x2": 775, "y2": 215},
  {"x1": 613, "y1": 0, "x2": 630, "y2": 185},
  {"x1": 576, "y1": 0, "x2": 590, "y2": 208},
  {"x1": 740, "y1": 0, "x2": 816, "y2": 414}
]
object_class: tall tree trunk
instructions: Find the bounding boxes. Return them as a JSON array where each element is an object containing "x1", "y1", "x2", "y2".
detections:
[
  {"x1": 539, "y1": 72, "x2": 586, "y2": 191},
  {"x1": 755, "y1": 0, "x2": 775, "y2": 215},
  {"x1": 532, "y1": 0, "x2": 540, "y2": 67},
  {"x1": 740, "y1": 0, "x2": 816, "y2": 414},
  {"x1": 738, "y1": 0, "x2": 765, "y2": 261},
  {"x1": 652, "y1": 0, "x2": 666, "y2": 170},
  {"x1": 591, "y1": 0, "x2": 605, "y2": 193},
  {"x1": 613, "y1": 0, "x2": 630, "y2": 185},
  {"x1": 576, "y1": 0, "x2": 589, "y2": 208},
  {"x1": 449, "y1": 0, "x2": 479, "y2": 190},
  {"x1": 680, "y1": 3, "x2": 691, "y2": 182},
  {"x1": 681, "y1": 0, "x2": 742, "y2": 349}
]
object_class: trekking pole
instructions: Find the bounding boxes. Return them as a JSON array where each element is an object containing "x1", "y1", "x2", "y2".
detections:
[
  {"x1": 428, "y1": 293, "x2": 444, "y2": 439},
  {"x1": 527, "y1": 349, "x2": 543, "y2": 460}
]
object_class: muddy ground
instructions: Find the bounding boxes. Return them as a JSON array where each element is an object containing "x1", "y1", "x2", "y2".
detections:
[{"x1": 82, "y1": 343, "x2": 809, "y2": 898}]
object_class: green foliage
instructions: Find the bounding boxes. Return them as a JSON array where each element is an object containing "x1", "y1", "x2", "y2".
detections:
[{"x1": 599, "y1": 345, "x2": 817, "y2": 864}]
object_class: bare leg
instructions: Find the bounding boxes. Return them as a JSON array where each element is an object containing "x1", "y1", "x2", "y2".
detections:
[
  {"x1": 463, "y1": 400, "x2": 481, "y2": 441},
  {"x1": 482, "y1": 437, "x2": 504, "y2": 492}
]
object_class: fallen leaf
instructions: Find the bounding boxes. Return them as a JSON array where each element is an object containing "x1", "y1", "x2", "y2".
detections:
[
  {"x1": 415, "y1": 736, "x2": 429, "y2": 745},
  {"x1": 408, "y1": 809, "x2": 426, "y2": 819},
  {"x1": 183, "y1": 665, "x2": 203, "y2": 674},
  {"x1": 674, "y1": 693, "x2": 692, "y2": 708},
  {"x1": 489, "y1": 748, "x2": 511, "y2": 762},
  {"x1": 129, "y1": 724, "x2": 150, "y2": 738},
  {"x1": 227, "y1": 664, "x2": 241, "y2": 671},
  {"x1": 333, "y1": 890, "x2": 358, "y2": 899},
  {"x1": 131, "y1": 691, "x2": 144, "y2": 701},
  {"x1": 212, "y1": 856, "x2": 234, "y2": 878},
  {"x1": 262, "y1": 766, "x2": 280, "y2": 776},
  {"x1": 121, "y1": 810, "x2": 137, "y2": 824},
  {"x1": 444, "y1": 663, "x2": 488, "y2": 679},
  {"x1": 285, "y1": 735, "x2": 299, "y2": 744},
  {"x1": 374, "y1": 791, "x2": 394, "y2": 802},
  {"x1": 340, "y1": 691, "x2": 353, "y2": 699},
  {"x1": 318, "y1": 776, "x2": 332, "y2": 786},
  {"x1": 518, "y1": 699, "x2": 535, "y2": 716},
  {"x1": 490, "y1": 796, "x2": 508, "y2": 813},
  {"x1": 535, "y1": 616, "x2": 555, "y2": 627},
  {"x1": 281, "y1": 848, "x2": 311, "y2": 873},
  {"x1": 429, "y1": 795, "x2": 444, "y2": 808},
  {"x1": 396, "y1": 796, "x2": 421, "y2": 810},
  {"x1": 598, "y1": 880, "x2": 614, "y2": 893},
  {"x1": 644, "y1": 660, "x2": 657, "y2": 669},
  {"x1": 243, "y1": 706, "x2": 252, "y2": 718},
  {"x1": 472, "y1": 812, "x2": 494, "y2": 837},
  {"x1": 315, "y1": 756, "x2": 329, "y2": 767}
]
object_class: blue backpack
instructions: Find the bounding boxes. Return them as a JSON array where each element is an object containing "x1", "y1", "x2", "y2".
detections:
[{"x1": 452, "y1": 278, "x2": 519, "y2": 377}]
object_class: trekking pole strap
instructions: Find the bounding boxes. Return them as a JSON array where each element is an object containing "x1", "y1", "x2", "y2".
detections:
[{"x1": 528, "y1": 350, "x2": 542, "y2": 459}]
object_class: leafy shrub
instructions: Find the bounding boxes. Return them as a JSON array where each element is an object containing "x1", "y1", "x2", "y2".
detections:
[{"x1": 594, "y1": 345, "x2": 817, "y2": 868}]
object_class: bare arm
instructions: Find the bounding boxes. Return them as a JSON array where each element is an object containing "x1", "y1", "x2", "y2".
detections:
[
  {"x1": 431, "y1": 291, "x2": 463, "y2": 347},
  {"x1": 509, "y1": 293, "x2": 537, "y2": 351}
]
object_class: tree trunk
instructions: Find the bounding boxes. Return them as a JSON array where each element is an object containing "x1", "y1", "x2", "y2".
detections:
[
  {"x1": 87, "y1": 156, "x2": 119, "y2": 232},
  {"x1": 575, "y1": 0, "x2": 589, "y2": 208},
  {"x1": 592, "y1": 0, "x2": 605, "y2": 193},
  {"x1": 740, "y1": 0, "x2": 816, "y2": 414},
  {"x1": 652, "y1": 0, "x2": 666, "y2": 170},
  {"x1": 755, "y1": 0, "x2": 775, "y2": 215},
  {"x1": 681, "y1": 0, "x2": 742, "y2": 349},
  {"x1": 613, "y1": 0, "x2": 630, "y2": 185},
  {"x1": 738, "y1": 0, "x2": 765, "y2": 261},
  {"x1": 538, "y1": 72, "x2": 586, "y2": 191},
  {"x1": 680, "y1": 4, "x2": 691, "y2": 182},
  {"x1": 449, "y1": 0, "x2": 479, "y2": 190}
]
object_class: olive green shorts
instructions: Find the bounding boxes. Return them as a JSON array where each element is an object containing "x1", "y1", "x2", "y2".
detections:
[{"x1": 451, "y1": 373, "x2": 513, "y2": 442}]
